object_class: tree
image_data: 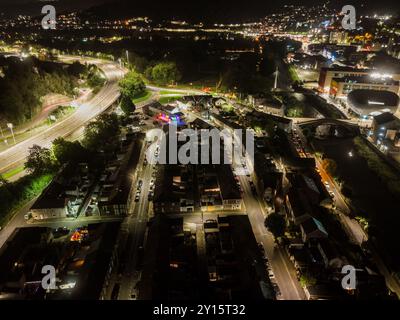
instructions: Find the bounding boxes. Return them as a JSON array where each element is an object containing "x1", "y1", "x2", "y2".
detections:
[
  {"x1": 264, "y1": 212, "x2": 286, "y2": 238},
  {"x1": 322, "y1": 158, "x2": 337, "y2": 177},
  {"x1": 300, "y1": 273, "x2": 317, "y2": 288},
  {"x1": 129, "y1": 53, "x2": 149, "y2": 73},
  {"x1": 118, "y1": 71, "x2": 146, "y2": 100},
  {"x1": 25, "y1": 145, "x2": 54, "y2": 174},
  {"x1": 0, "y1": 175, "x2": 8, "y2": 187},
  {"x1": 120, "y1": 96, "x2": 136, "y2": 115},
  {"x1": 148, "y1": 62, "x2": 181, "y2": 85},
  {"x1": 52, "y1": 137, "x2": 86, "y2": 166},
  {"x1": 83, "y1": 113, "x2": 121, "y2": 151},
  {"x1": 67, "y1": 61, "x2": 87, "y2": 78},
  {"x1": 341, "y1": 183, "x2": 353, "y2": 197}
]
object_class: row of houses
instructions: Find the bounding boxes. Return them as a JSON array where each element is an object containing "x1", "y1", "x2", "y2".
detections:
[
  {"x1": 139, "y1": 214, "x2": 268, "y2": 300},
  {"x1": 283, "y1": 171, "x2": 388, "y2": 299},
  {"x1": 29, "y1": 132, "x2": 141, "y2": 221},
  {"x1": 152, "y1": 163, "x2": 243, "y2": 216}
]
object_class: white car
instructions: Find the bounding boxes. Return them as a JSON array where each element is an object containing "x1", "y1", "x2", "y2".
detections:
[{"x1": 268, "y1": 270, "x2": 275, "y2": 278}]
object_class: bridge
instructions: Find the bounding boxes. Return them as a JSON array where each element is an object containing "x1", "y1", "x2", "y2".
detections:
[
  {"x1": 294, "y1": 117, "x2": 362, "y2": 135},
  {"x1": 294, "y1": 117, "x2": 359, "y2": 126}
]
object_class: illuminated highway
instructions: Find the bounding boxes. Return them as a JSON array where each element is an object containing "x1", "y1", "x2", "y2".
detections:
[{"x1": 0, "y1": 56, "x2": 126, "y2": 174}]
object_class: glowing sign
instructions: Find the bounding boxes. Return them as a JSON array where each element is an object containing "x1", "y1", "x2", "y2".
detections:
[{"x1": 157, "y1": 113, "x2": 182, "y2": 124}]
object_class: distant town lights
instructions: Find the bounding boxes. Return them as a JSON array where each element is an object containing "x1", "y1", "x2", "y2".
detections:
[{"x1": 370, "y1": 72, "x2": 393, "y2": 79}]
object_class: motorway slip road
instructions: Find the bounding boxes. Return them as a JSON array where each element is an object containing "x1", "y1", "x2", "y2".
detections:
[{"x1": 0, "y1": 58, "x2": 125, "y2": 175}]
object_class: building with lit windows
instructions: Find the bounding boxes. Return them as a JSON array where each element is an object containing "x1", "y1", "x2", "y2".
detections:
[
  {"x1": 330, "y1": 76, "x2": 400, "y2": 98},
  {"x1": 318, "y1": 67, "x2": 371, "y2": 93}
]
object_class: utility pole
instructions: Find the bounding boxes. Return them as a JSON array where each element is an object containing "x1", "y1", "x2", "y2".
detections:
[
  {"x1": 7, "y1": 123, "x2": 16, "y2": 144},
  {"x1": 126, "y1": 50, "x2": 129, "y2": 65},
  {"x1": 274, "y1": 66, "x2": 279, "y2": 90}
]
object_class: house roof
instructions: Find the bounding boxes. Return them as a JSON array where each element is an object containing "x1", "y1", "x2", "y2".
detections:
[
  {"x1": 301, "y1": 217, "x2": 328, "y2": 237},
  {"x1": 287, "y1": 189, "x2": 313, "y2": 219},
  {"x1": 216, "y1": 165, "x2": 241, "y2": 200}
]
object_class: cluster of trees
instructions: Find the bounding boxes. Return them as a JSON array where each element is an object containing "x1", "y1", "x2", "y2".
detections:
[
  {"x1": 118, "y1": 71, "x2": 146, "y2": 115},
  {"x1": 86, "y1": 65, "x2": 106, "y2": 93},
  {"x1": 0, "y1": 173, "x2": 53, "y2": 226},
  {"x1": 280, "y1": 94, "x2": 307, "y2": 118},
  {"x1": 299, "y1": 272, "x2": 317, "y2": 288},
  {"x1": 0, "y1": 113, "x2": 123, "y2": 226},
  {"x1": 321, "y1": 158, "x2": 338, "y2": 178},
  {"x1": 120, "y1": 96, "x2": 136, "y2": 115},
  {"x1": 82, "y1": 113, "x2": 121, "y2": 152},
  {"x1": 123, "y1": 51, "x2": 182, "y2": 86},
  {"x1": 264, "y1": 212, "x2": 286, "y2": 239},
  {"x1": 119, "y1": 71, "x2": 146, "y2": 100},
  {"x1": 353, "y1": 137, "x2": 400, "y2": 196},
  {"x1": 24, "y1": 113, "x2": 122, "y2": 175},
  {"x1": 145, "y1": 61, "x2": 182, "y2": 86},
  {"x1": 0, "y1": 57, "x2": 88, "y2": 124},
  {"x1": 218, "y1": 53, "x2": 273, "y2": 95}
]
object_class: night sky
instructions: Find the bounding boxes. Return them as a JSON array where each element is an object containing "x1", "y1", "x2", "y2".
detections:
[{"x1": 0, "y1": 0, "x2": 399, "y2": 20}]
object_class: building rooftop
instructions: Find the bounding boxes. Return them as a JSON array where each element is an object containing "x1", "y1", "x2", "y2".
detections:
[
  {"x1": 321, "y1": 66, "x2": 371, "y2": 73},
  {"x1": 333, "y1": 75, "x2": 399, "y2": 86},
  {"x1": 301, "y1": 217, "x2": 328, "y2": 237},
  {"x1": 348, "y1": 90, "x2": 400, "y2": 113},
  {"x1": 373, "y1": 112, "x2": 398, "y2": 125},
  {"x1": 216, "y1": 165, "x2": 241, "y2": 200}
]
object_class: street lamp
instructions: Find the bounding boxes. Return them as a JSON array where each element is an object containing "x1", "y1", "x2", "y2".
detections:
[{"x1": 7, "y1": 123, "x2": 16, "y2": 144}]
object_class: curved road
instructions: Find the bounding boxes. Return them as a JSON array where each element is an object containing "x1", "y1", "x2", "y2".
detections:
[{"x1": 0, "y1": 56, "x2": 126, "y2": 174}]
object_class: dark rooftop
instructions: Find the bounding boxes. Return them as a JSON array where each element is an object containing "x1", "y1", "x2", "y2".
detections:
[{"x1": 373, "y1": 112, "x2": 398, "y2": 125}]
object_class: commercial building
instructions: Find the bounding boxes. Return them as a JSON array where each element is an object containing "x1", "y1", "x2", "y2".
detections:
[
  {"x1": 371, "y1": 112, "x2": 400, "y2": 144},
  {"x1": 347, "y1": 89, "x2": 400, "y2": 116},
  {"x1": 330, "y1": 76, "x2": 400, "y2": 98},
  {"x1": 318, "y1": 66, "x2": 371, "y2": 93}
]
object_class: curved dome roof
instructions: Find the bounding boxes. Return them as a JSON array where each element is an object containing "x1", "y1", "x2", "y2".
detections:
[{"x1": 348, "y1": 89, "x2": 399, "y2": 110}]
